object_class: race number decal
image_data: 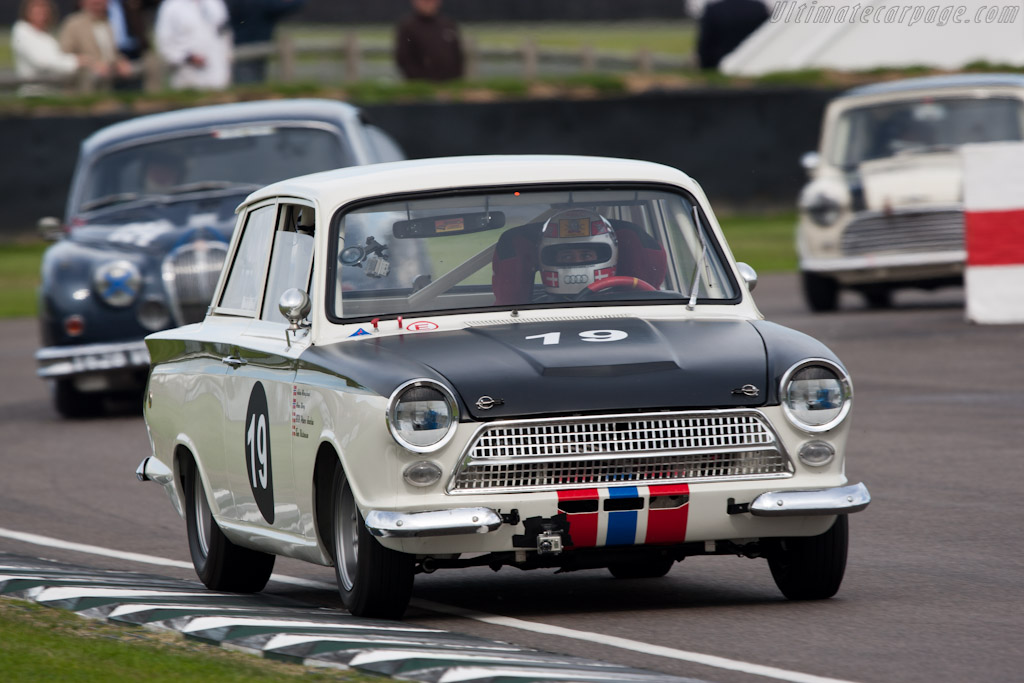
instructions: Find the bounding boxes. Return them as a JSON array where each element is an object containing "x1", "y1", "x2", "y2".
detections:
[{"x1": 245, "y1": 381, "x2": 275, "y2": 524}]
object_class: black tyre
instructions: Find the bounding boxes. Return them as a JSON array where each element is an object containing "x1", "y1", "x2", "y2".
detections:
[
  {"x1": 330, "y1": 465, "x2": 415, "y2": 618},
  {"x1": 608, "y1": 557, "x2": 674, "y2": 579},
  {"x1": 862, "y1": 287, "x2": 893, "y2": 309},
  {"x1": 54, "y1": 379, "x2": 101, "y2": 418},
  {"x1": 184, "y1": 456, "x2": 275, "y2": 592},
  {"x1": 765, "y1": 515, "x2": 848, "y2": 600},
  {"x1": 801, "y1": 271, "x2": 840, "y2": 313}
]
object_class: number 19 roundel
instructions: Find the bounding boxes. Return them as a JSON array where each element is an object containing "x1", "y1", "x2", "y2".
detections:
[{"x1": 245, "y1": 381, "x2": 274, "y2": 524}]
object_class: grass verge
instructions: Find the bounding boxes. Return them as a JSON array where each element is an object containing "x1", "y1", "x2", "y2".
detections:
[
  {"x1": 0, "y1": 597, "x2": 379, "y2": 682},
  {"x1": 0, "y1": 242, "x2": 46, "y2": 318}
]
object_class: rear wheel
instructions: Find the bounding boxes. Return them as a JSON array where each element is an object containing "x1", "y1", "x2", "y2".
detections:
[
  {"x1": 608, "y1": 557, "x2": 674, "y2": 579},
  {"x1": 330, "y1": 466, "x2": 415, "y2": 618},
  {"x1": 184, "y1": 456, "x2": 275, "y2": 592},
  {"x1": 801, "y1": 271, "x2": 839, "y2": 313},
  {"x1": 765, "y1": 515, "x2": 848, "y2": 600}
]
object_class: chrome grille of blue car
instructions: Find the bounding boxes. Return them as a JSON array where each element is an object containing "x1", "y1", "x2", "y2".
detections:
[
  {"x1": 448, "y1": 411, "x2": 792, "y2": 493},
  {"x1": 162, "y1": 241, "x2": 228, "y2": 325},
  {"x1": 840, "y1": 208, "x2": 964, "y2": 257}
]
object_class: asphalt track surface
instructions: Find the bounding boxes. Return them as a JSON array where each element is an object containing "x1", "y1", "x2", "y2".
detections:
[{"x1": 2, "y1": 274, "x2": 1023, "y2": 683}]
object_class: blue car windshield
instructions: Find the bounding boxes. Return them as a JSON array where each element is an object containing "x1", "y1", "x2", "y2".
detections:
[{"x1": 77, "y1": 125, "x2": 347, "y2": 212}]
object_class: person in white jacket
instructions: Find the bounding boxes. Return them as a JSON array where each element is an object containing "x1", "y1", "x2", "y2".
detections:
[
  {"x1": 155, "y1": 0, "x2": 233, "y2": 90},
  {"x1": 12, "y1": 0, "x2": 87, "y2": 96}
]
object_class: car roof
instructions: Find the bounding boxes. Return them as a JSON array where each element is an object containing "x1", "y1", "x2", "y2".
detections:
[
  {"x1": 841, "y1": 73, "x2": 1024, "y2": 99},
  {"x1": 81, "y1": 99, "x2": 362, "y2": 157},
  {"x1": 243, "y1": 155, "x2": 700, "y2": 209}
]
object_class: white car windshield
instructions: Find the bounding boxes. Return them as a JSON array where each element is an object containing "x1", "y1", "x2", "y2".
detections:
[
  {"x1": 831, "y1": 96, "x2": 1024, "y2": 168},
  {"x1": 78, "y1": 125, "x2": 348, "y2": 212},
  {"x1": 329, "y1": 186, "x2": 738, "y2": 322}
]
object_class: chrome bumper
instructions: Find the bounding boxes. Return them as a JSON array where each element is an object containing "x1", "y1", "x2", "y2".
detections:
[
  {"x1": 136, "y1": 456, "x2": 173, "y2": 485},
  {"x1": 750, "y1": 482, "x2": 870, "y2": 517},
  {"x1": 365, "y1": 507, "x2": 503, "y2": 538},
  {"x1": 36, "y1": 340, "x2": 150, "y2": 378},
  {"x1": 801, "y1": 250, "x2": 964, "y2": 274}
]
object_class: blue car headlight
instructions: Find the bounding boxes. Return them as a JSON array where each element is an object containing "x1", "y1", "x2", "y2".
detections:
[{"x1": 93, "y1": 260, "x2": 142, "y2": 308}]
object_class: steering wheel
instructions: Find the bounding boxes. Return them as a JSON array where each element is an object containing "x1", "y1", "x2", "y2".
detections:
[{"x1": 584, "y1": 275, "x2": 656, "y2": 295}]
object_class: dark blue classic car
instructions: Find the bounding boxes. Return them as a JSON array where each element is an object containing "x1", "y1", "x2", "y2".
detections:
[{"x1": 36, "y1": 99, "x2": 404, "y2": 417}]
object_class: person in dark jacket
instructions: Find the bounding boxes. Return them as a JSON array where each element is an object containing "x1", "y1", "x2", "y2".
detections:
[
  {"x1": 697, "y1": 0, "x2": 768, "y2": 70},
  {"x1": 227, "y1": 0, "x2": 305, "y2": 84},
  {"x1": 395, "y1": 0, "x2": 463, "y2": 81}
]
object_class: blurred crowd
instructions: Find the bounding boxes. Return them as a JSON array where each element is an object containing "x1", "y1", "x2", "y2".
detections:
[{"x1": 11, "y1": 0, "x2": 465, "y2": 96}]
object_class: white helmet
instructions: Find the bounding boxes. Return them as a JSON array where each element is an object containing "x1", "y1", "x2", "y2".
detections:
[{"x1": 539, "y1": 209, "x2": 618, "y2": 296}]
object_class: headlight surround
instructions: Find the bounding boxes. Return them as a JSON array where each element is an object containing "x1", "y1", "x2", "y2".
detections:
[
  {"x1": 93, "y1": 260, "x2": 142, "y2": 308},
  {"x1": 805, "y1": 194, "x2": 843, "y2": 227},
  {"x1": 387, "y1": 379, "x2": 459, "y2": 453},
  {"x1": 781, "y1": 359, "x2": 852, "y2": 432}
]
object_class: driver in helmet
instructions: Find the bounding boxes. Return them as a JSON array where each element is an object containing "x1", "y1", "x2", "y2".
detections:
[{"x1": 539, "y1": 209, "x2": 618, "y2": 297}]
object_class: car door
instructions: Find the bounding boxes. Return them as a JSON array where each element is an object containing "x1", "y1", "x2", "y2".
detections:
[{"x1": 216, "y1": 200, "x2": 316, "y2": 540}]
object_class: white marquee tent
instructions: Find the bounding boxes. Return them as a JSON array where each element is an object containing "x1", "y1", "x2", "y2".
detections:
[{"x1": 720, "y1": 0, "x2": 1024, "y2": 76}]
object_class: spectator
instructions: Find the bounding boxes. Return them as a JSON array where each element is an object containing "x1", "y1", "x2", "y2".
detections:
[
  {"x1": 395, "y1": 0, "x2": 464, "y2": 82},
  {"x1": 696, "y1": 0, "x2": 768, "y2": 70},
  {"x1": 12, "y1": 0, "x2": 87, "y2": 95},
  {"x1": 108, "y1": 0, "x2": 157, "y2": 62},
  {"x1": 58, "y1": 0, "x2": 133, "y2": 90},
  {"x1": 155, "y1": 0, "x2": 233, "y2": 90},
  {"x1": 227, "y1": 0, "x2": 306, "y2": 85}
]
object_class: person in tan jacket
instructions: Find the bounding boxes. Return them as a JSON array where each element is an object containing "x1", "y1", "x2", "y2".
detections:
[{"x1": 58, "y1": 0, "x2": 133, "y2": 90}]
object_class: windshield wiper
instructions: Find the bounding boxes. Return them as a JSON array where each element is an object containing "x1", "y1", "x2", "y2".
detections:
[
  {"x1": 80, "y1": 192, "x2": 143, "y2": 212},
  {"x1": 687, "y1": 205, "x2": 709, "y2": 311},
  {"x1": 161, "y1": 181, "x2": 263, "y2": 195}
]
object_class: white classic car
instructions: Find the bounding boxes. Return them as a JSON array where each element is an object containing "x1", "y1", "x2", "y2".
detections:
[
  {"x1": 797, "y1": 74, "x2": 1024, "y2": 311},
  {"x1": 138, "y1": 155, "x2": 870, "y2": 618}
]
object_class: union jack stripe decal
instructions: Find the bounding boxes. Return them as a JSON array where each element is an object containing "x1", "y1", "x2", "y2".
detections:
[{"x1": 557, "y1": 484, "x2": 690, "y2": 548}]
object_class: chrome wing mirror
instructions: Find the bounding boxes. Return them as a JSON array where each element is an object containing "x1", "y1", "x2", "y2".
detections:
[
  {"x1": 279, "y1": 288, "x2": 311, "y2": 348},
  {"x1": 736, "y1": 262, "x2": 758, "y2": 293}
]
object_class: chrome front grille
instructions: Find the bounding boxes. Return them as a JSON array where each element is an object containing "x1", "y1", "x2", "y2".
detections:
[
  {"x1": 841, "y1": 208, "x2": 964, "y2": 257},
  {"x1": 162, "y1": 241, "x2": 228, "y2": 325},
  {"x1": 449, "y1": 411, "x2": 792, "y2": 494}
]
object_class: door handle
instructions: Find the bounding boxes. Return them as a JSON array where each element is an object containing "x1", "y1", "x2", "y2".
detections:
[{"x1": 221, "y1": 356, "x2": 247, "y2": 368}]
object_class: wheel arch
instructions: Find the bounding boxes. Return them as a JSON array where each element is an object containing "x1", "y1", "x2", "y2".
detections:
[{"x1": 312, "y1": 439, "x2": 343, "y2": 559}]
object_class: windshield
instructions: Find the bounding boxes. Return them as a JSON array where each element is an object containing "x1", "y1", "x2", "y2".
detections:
[
  {"x1": 329, "y1": 186, "x2": 738, "y2": 322},
  {"x1": 77, "y1": 125, "x2": 348, "y2": 212},
  {"x1": 831, "y1": 96, "x2": 1024, "y2": 168}
]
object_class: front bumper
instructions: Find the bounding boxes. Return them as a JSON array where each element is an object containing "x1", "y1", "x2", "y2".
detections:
[
  {"x1": 36, "y1": 340, "x2": 150, "y2": 379},
  {"x1": 749, "y1": 482, "x2": 870, "y2": 517},
  {"x1": 801, "y1": 250, "x2": 964, "y2": 286},
  {"x1": 365, "y1": 508, "x2": 504, "y2": 538}
]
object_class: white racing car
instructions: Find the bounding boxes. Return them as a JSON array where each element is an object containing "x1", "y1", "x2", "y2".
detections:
[{"x1": 138, "y1": 155, "x2": 870, "y2": 618}]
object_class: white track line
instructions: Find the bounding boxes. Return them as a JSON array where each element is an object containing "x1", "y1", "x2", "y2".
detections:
[{"x1": 0, "y1": 526, "x2": 858, "y2": 683}]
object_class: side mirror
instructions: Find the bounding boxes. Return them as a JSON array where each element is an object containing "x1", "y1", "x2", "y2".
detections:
[
  {"x1": 736, "y1": 262, "x2": 758, "y2": 293},
  {"x1": 37, "y1": 216, "x2": 63, "y2": 241},
  {"x1": 801, "y1": 151, "x2": 821, "y2": 174},
  {"x1": 279, "y1": 288, "x2": 311, "y2": 329}
]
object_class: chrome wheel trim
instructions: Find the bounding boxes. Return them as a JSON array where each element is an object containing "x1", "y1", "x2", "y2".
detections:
[
  {"x1": 194, "y1": 474, "x2": 211, "y2": 559},
  {"x1": 334, "y1": 476, "x2": 359, "y2": 592}
]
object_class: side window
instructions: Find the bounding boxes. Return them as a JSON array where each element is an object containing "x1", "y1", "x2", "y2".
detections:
[
  {"x1": 220, "y1": 204, "x2": 276, "y2": 315},
  {"x1": 261, "y1": 204, "x2": 316, "y2": 323}
]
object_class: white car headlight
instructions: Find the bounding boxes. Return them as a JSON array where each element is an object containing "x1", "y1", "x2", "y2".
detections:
[
  {"x1": 781, "y1": 359, "x2": 852, "y2": 432},
  {"x1": 387, "y1": 379, "x2": 459, "y2": 452},
  {"x1": 805, "y1": 194, "x2": 843, "y2": 227},
  {"x1": 94, "y1": 260, "x2": 142, "y2": 307}
]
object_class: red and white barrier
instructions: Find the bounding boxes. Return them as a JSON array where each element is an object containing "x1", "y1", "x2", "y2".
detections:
[{"x1": 962, "y1": 143, "x2": 1024, "y2": 324}]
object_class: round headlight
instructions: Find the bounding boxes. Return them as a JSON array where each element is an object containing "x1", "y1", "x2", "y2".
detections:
[
  {"x1": 387, "y1": 379, "x2": 458, "y2": 453},
  {"x1": 94, "y1": 260, "x2": 141, "y2": 308},
  {"x1": 805, "y1": 195, "x2": 842, "y2": 227},
  {"x1": 782, "y1": 360, "x2": 852, "y2": 432}
]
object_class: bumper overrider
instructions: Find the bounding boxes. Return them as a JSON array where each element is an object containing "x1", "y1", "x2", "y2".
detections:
[
  {"x1": 36, "y1": 340, "x2": 150, "y2": 379},
  {"x1": 363, "y1": 483, "x2": 871, "y2": 538}
]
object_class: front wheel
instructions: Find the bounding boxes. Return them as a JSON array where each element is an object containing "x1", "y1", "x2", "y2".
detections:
[
  {"x1": 54, "y1": 379, "x2": 101, "y2": 418},
  {"x1": 184, "y1": 456, "x2": 275, "y2": 592},
  {"x1": 801, "y1": 271, "x2": 840, "y2": 313},
  {"x1": 330, "y1": 466, "x2": 415, "y2": 618},
  {"x1": 764, "y1": 515, "x2": 848, "y2": 600}
]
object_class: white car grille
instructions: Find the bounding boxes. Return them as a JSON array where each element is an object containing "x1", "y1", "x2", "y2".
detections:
[
  {"x1": 162, "y1": 241, "x2": 228, "y2": 325},
  {"x1": 448, "y1": 411, "x2": 792, "y2": 494},
  {"x1": 841, "y1": 209, "x2": 964, "y2": 257}
]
